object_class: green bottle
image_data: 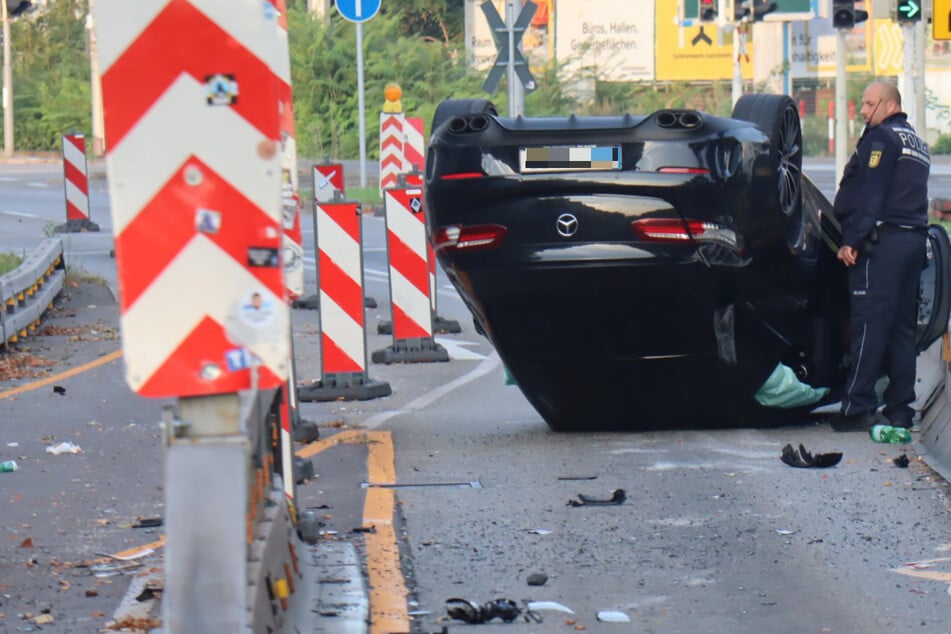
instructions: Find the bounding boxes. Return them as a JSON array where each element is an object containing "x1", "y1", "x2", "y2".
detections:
[
  {"x1": 869, "y1": 424, "x2": 912, "y2": 444},
  {"x1": 0, "y1": 460, "x2": 18, "y2": 473}
]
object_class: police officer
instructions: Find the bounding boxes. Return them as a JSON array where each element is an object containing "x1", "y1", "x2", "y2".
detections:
[{"x1": 832, "y1": 81, "x2": 930, "y2": 432}]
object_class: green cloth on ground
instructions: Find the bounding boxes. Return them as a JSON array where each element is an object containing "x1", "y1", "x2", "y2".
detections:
[{"x1": 754, "y1": 363, "x2": 830, "y2": 408}]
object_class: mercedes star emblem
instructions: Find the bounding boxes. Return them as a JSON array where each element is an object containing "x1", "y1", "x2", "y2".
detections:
[{"x1": 556, "y1": 213, "x2": 578, "y2": 237}]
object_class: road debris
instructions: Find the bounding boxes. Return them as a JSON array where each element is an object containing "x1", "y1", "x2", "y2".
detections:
[
  {"x1": 444, "y1": 598, "x2": 528, "y2": 624},
  {"x1": 131, "y1": 518, "x2": 163, "y2": 529},
  {"x1": 52, "y1": 385, "x2": 66, "y2": 395},
  {"x1": 780, "y1": 443, "x2": 842, "y2": 468},
  {"x1": 45, "y1": 441, "x2": 81, "y2": 455},
  {"x1": 527, "y1": 572, "x2": 548, "y2": 586},
  {"x1": 596, "y1": 611, "x2": 630, "y2": 623},
  {"x1": 526, "y1": 601, "x2": 574, "y2": 614},
  {"x1": 567, "y1": 488, "x2": 625, "y2": 507},
  {"x1": 893, "y1": 454, "x2": 910, "y2": 468}
]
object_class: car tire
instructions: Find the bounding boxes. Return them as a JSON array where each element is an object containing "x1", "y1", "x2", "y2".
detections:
[
  {"x1": 431, "y1": 98, "x2": 498, "y2": 138},
  {"x1": 731, "y1": 94, "x2": 803, "y2": 248}
]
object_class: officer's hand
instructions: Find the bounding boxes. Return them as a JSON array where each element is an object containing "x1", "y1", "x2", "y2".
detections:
[{"x1": 837, "y1": 245, "x2": 857, "y2": 267}]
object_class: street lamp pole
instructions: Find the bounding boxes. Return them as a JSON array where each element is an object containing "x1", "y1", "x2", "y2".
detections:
[{"x1": 2, "y1": 0, "x2": 13, "y2": 158}]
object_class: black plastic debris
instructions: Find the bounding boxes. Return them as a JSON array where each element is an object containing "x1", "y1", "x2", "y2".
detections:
[
  {"x1": 780, "y1": 444, "x2": 842, "y2": 469},
  {"x1": 132, "y1": 518, "x2": 163, "y2": 529},
  {"x1": 567, "y1": 488, "x2": 626, "y2": 507},
  {"x1": 526, "y1": 572, "x2": 548, "y2": 586},
  {"x1": 893, "y1": 454, "x2": 910, "y2": 468},
  {"x1": 445, "y1": 598, "x2": 528, "y2": 624},
  {"x1": 53, "y1": 385, "x2": 66, "y2": 395}
]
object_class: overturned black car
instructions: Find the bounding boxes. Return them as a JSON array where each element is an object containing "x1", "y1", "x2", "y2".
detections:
[{"x1": 424, "y1": 94, "x2": 951, "y2": 431}]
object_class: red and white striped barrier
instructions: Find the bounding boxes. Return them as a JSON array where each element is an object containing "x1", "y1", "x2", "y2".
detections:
[
  {"x1": 298, "y1": 201, "x2": 390, "y2": 401},
  {"x1": 61, "y1": 133, "x2": 98, "y2": 232},
  {"x1": 98, "y1": 0, "x2": 288, "y2": 397},
  {"x1": 403, "y1": 116, "x2": 425, "y2": 174},
  {"x1": 372, "y1": 187, "x2": 448, "y2": 364},
  {"x1": 270, "y1": 0, "x2": 303, "y2": 302},
  {"x1": 269, "y1": 0, "x2": 310, "y2": 505},
  {"x1": 313, "y1": 163, "x2": 344, "y2": 202},
  {"x1": 380, "y1": 112, "x2": 404, "y2": 193}
]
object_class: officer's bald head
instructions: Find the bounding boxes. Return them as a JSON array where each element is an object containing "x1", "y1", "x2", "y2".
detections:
[{"x1": 862, "y1": 82, "x2": 902, "y2": 127}]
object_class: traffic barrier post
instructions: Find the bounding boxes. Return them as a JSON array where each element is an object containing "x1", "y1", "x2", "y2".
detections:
[
  {"x1": 372, "y1": 186, "x2": 449, "y2": 364},
  {"x1": 57, "y1": 133, "x2": 100, "y2": 233},
  {"x1": 298, "y1": 198, "x2": 392, "y2": 401}
]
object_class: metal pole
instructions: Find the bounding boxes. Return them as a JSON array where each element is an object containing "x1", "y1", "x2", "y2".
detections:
[
  {"x1": 915, "y1": 17, "x2": 926, "y2": 133},
  {"x1": 732, "y1": 24, "x2": 742, "y2": 106},
  {"x1": 356, "y1": 22, "x2": 367, "y2": 188},
  {"x1": 900, "y1": 24, "x2": 915, "y2": 127},
  {"x1": 86, "y1": 2, "x2": 105, "y2": 157},
  {"x1": 835, "y1": 28, "x2": 847, "y2": 183},
  {"x1": 505, "y1": 0, "x2": 523, "y2": 117},
  {"x1": 2, "y1": 0, "x2": 13, "y2": 158}
]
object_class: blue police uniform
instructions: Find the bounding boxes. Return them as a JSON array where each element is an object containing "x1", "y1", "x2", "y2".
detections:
[{"x1": 833, "y1": 112, "x2": 930, "y2": 427}]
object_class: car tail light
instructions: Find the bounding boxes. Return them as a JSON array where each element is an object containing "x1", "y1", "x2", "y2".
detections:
[
  {"x1": 440, "y1": 172, "x2": 485, "y2": 180},
  {"x1": 434, "y1": 224, "x2": 507, "y2": 252},
  {"x1": 657, "y1": 167, "x2": 710, "y2": 175},
  {"x1": 631, "y1": 218, "x2": 739, "y2": 249}
]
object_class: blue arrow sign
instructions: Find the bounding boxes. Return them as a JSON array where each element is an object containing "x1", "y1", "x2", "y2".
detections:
[
  {"x1": 336, "y1": 0, "x2": 381, "y2": 23},
  {"x1": 898, "y1": 0, "x2": 920, "y2": 20}
]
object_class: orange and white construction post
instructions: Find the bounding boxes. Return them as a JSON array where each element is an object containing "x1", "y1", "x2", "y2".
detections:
[{"x1": 379, "y1": 83, "x2": 405, "y2": 194}]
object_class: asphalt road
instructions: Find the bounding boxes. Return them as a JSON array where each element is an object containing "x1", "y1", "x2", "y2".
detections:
[{"x1": 2, "y1": 159, "x2": 951, "y2": 633}]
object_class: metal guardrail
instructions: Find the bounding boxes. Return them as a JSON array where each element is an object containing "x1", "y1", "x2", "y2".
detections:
[{"x1": 0, "y1": 238, "x2": 66, "y2": 347}]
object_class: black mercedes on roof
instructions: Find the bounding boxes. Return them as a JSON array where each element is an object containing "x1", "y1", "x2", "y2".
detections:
[{"x1": 424, "y1": 94, "x2": 951, "y2": 431}]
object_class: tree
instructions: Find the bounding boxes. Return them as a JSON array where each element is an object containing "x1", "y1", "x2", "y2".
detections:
[{"x1": 9, "y1": 0, "x2": 90, "y2": 150}]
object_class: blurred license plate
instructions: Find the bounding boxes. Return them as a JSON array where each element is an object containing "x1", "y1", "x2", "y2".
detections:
[{"x1": 520, "y1": 145, "x2": 621, "y2": 173}]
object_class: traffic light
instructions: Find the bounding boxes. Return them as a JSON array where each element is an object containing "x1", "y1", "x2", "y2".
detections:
[
  {"x1": 896, "y1": 0, "x2": 922, "y2": 23},
  {"x1": 733, "y1": 0, "x2": 776, "y2": 22},
  {"x1": 5, "y1": 1, "x2": 31, "y2": 17},
  {"x1": 832, "y1": 0, "x2": 868, "y2": 29},
  {"x1": 700, "y1": 0, "x2": 717, "y2": 22}
]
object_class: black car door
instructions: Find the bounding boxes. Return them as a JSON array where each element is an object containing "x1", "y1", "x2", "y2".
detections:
[{"x1": 916, "y1": 225, "x2": 951, "y2": 351}]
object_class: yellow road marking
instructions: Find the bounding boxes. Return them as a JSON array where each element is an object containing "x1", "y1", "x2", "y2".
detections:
[
  {"x1": 364, "y1": 430, "x2": 409, "y2": 634},
  {"x1": 294, "y1": 429, "x2": 367, "y2": 459},
  {"x1": 295, "y1": 430, "x2": 410, "y2": 632},
  {"x1": 0, "y1": 349, "x2": 122, "y2": 400}
]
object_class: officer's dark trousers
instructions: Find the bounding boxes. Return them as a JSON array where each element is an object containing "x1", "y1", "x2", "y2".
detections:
[{"x1": 842, "y1": 228, "x2": 926, "y2": 419}]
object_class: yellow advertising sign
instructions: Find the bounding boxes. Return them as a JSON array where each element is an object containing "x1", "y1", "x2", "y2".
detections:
[
  {"x1": 935, "y1": 0, "x2": 951, "y2": 41},
  {"x1": 655, "y1": 1, "x2": 752, "y2": 81}
]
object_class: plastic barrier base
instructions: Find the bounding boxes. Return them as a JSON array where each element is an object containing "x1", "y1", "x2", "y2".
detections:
[
  {"x1": 297, "y1": 376, "x2": 392, "y2": 402},
  {"x1": 433, "y1": 315, "x2": 462, "y2": 334},
  {"x1": 54, "y1": 218, "x2": 100, "y2": 233},
  {"x1": 371, "y1": 338, "x2": 450, "y2": 364}
]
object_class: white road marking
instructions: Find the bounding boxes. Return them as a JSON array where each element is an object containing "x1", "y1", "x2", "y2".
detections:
[
  {"x1": 362, "y1": 352, "x2": 501, "y2": 429},
  {"x1": 434, "y1": 337, "x2": 486, "y2": 360}
]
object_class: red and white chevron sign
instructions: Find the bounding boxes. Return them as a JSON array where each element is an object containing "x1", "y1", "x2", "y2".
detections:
[
  {"x1": 380, "y1": 112, "x2": 404, "y2": 191},
  {"x1": 270, "y1": 0, "x2": 303, "y2": 300},
  {"x1": 62, "y1": 133, "x2": 90, "y2": 222},
  {"x1": 96, "y1": 0, "x2": 289, "y2": 397},
  {"x1": 403, "y1": 116, "x2": 425, "y2": 175},
  {"x1": 384, "y1": 187, "x2": 433, "y2": 340}
]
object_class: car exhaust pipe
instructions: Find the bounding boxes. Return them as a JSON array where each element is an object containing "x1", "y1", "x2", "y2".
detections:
[
  {"x1": 448, "y1": 117, "x2": 470, "y2": 133},
  {"x1": 656, "y1": 110, "x2": 703, "y2": 129},
  {"x1": 468, "y1": 115, "x2": 490, "y2": 132}
]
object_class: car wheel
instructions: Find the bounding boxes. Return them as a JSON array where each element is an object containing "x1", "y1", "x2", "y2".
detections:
[
  {"x1": 731, "y1": 94, "x2": 803, "y2": 247},
  {"x1": 431, "y1": 98, "x2": 498, "y2": 138}
]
